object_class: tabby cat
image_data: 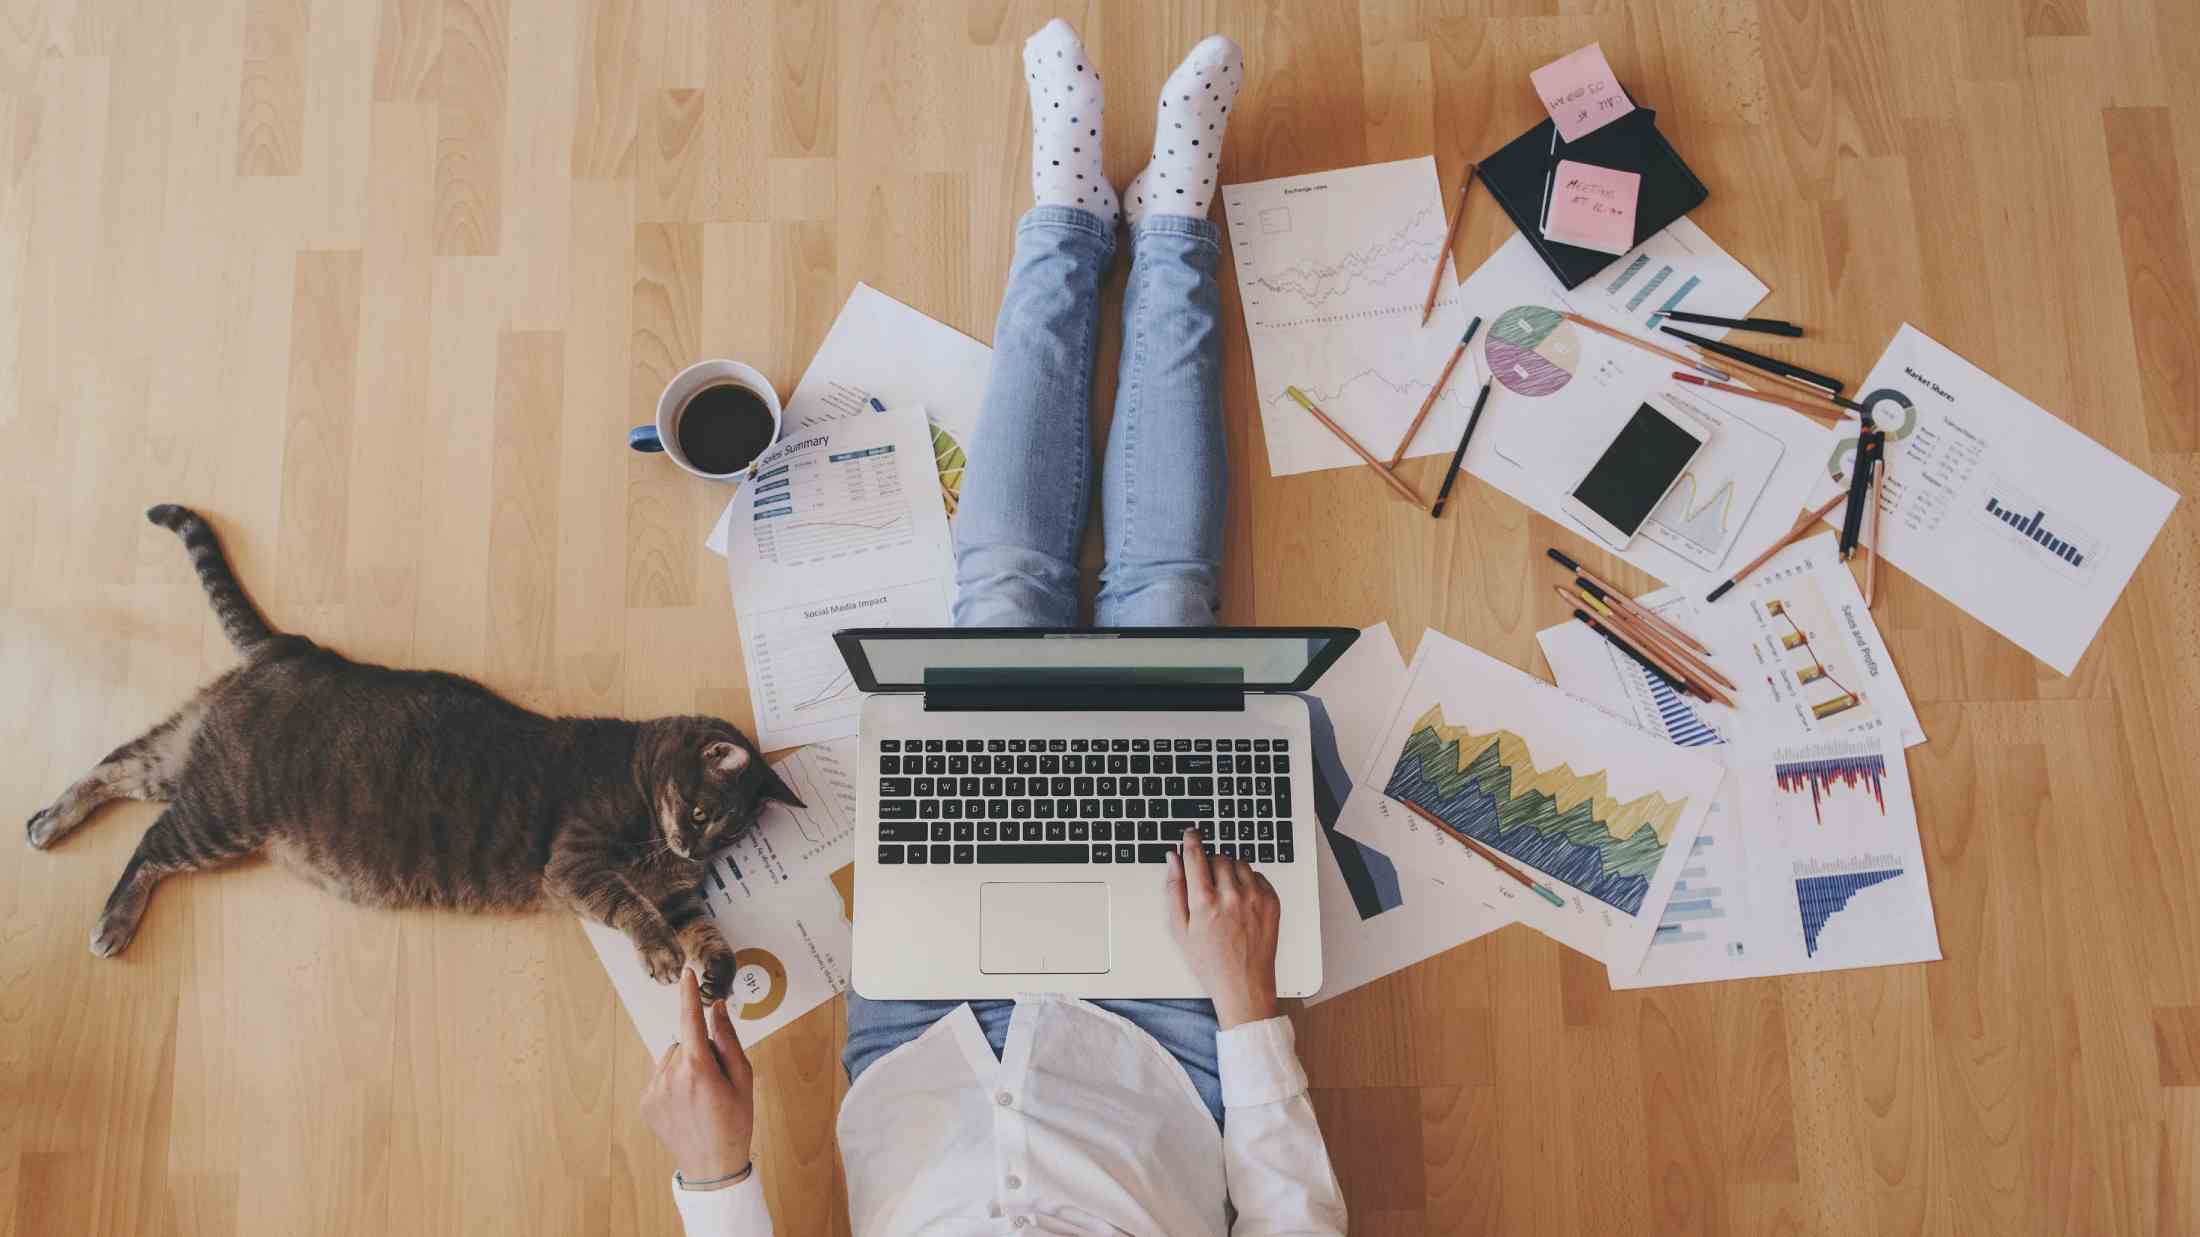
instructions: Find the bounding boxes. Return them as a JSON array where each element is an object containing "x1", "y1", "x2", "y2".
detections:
[{"x1": 24, "y1": 505, "x2": 798, "y2": 1001}]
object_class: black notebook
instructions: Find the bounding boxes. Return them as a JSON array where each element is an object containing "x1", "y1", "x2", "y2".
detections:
[{"x1": 1476, "y1": 108, "x2": 1708, "y2": 290}]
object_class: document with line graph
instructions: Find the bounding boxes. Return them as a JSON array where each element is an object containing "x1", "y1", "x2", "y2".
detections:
[
  {"x1": 726, "y1": 404, "x2": 954, "y2": 749},
  {"x1": 1222, "y1": 156, "x2": 1480, "y2": 476}
]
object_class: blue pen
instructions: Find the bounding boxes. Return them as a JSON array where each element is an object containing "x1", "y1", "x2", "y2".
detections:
[{"x1": 869, "y1": 397, "x2": 886, "y2": 412}]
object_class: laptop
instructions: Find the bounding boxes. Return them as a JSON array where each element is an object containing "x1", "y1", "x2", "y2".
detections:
[{"x1": 834, "y1": 626, "x2": 1357, "y2": 1000}]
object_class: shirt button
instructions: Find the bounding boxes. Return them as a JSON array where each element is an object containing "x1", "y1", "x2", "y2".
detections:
[
  {"x1": 1005, "y1": 1174, "x2": 1022, "y2": 1190},
  {"x1": 995, "y1": 1090, "x2": 1014, "y2": 1108}
]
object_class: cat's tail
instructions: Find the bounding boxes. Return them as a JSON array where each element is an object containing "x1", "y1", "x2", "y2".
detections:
[{"x1": 146, "y1": 505, "x2": 279, "y2": 653}]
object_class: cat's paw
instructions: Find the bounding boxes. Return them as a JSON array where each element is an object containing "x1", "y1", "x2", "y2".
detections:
[
  {"x1": 90, "y1": 909, "x2": 140, "y2": 958},
  {"x1": 636, "y1": 936, "x2": 686, "y2": 984},
  {"x1": 695, "y1": 948, "x2": 739, "y2": 1002}
]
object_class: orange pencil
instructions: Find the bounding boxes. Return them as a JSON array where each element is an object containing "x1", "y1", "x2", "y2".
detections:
[{"x1": 1419, "y1": 165, "x2": 1475, "y2": 326}]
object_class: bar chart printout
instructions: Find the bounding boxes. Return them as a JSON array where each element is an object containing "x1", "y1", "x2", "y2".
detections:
[{"x1": 727, "y1": 405, "x2": 956, "y2": 748}]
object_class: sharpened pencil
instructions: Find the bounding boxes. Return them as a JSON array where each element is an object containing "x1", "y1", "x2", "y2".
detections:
[
  {"x1": 1392, "y1": 317, "x2": 1482, "y2": 467},
  {"x1": 1285, "y1": 386, "x2": 1424, "y2": 504},
  {"x1": 1671, "y1": 372, "x2": 1854, "y2": 426},
  {"x1": 1397, "y1": 797, "x2": 1566, "y2": 906},
  {"x1": 1705, "y1": 492, "x2": 1848, "y2": 602},
  {"x1": 1568, "y1": 575, "x2": 1739, "y2": 693},
  {"x1": 1560, "y1": 311, "x2": 1730, "y2": 383},
  {"x1": 1419, "y1": 165, "x2": 1475, "y2": 327},
  {"x1": 1545, "y1": 548, "x2": 1714, "y2": 658}
]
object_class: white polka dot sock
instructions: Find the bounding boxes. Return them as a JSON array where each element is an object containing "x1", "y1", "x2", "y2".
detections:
[
  {"x1": 1023, "y1": 19, "x2": 1116, "y2": 225},
  {"x1": 1124, "y1": 35, "x2": 1243, "y2": 226}
]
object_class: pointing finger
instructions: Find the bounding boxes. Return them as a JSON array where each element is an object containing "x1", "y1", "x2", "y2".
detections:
[
  {"x1": 707, "y1": 998, "x2": 752, "y2": 1082},
  {"x1": 678, "y1": 966, "x2": 711, "y2": 1055}
]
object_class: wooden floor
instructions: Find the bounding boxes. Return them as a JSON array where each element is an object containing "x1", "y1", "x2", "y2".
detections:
[{"x1": 4, "y1": 0, "x2": 2198, "y2": 1233}]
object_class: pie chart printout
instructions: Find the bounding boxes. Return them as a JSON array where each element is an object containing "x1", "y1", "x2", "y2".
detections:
[{"x1": 1485, "y1": 305, "x2": 1581, "y2": 397}]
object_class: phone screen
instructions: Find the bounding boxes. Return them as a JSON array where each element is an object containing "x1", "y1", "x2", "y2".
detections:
[{"x1": 1570, "y1": 404, "x2": 1702, "y2": 537}]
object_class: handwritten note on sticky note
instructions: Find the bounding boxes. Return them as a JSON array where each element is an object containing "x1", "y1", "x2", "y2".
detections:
[
  {"x1": 1543, "y1": 160, "x2": 1640, "y2": 254},
  {"x1": 1531, "y1": 43, "x2": 1636, "y2": 142}
]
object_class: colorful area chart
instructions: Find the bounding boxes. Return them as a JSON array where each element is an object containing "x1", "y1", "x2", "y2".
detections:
[
  {"x1": 931, "y1": 422, "x2": 965, "y2": 516},
  {"x1": 1483, "y1": 305, "x2": 1580, "y2": 397},
  {"x1": 1383, "y1": 704, "x2": 1685, "y2": 915}
]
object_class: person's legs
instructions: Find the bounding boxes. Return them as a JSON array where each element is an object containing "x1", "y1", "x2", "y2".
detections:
[
  {"x1": 1093, "y1": 215, "x2": 1226, "y2": 627},
  {"x1": 954, "y1": 19, "x2": 1119, "y2": 629},
  {"x1": 952, "y1": 207, "x2": 1116, "y2": 628},
  {"x1": 1094, "y1": 38, "x2": 1240, "y2": 629}
]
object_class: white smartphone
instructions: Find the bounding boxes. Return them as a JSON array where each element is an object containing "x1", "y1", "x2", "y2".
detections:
[{"x1": 1559, "y1": 399, "x2": 1713, "y2": 549}]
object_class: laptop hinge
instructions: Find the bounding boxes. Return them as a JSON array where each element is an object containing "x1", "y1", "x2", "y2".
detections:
[{"x1": 922, "y1": 685, "x2": 1246, "y2": 713}]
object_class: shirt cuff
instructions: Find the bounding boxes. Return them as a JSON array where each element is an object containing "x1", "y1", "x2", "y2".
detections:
[
  {"x1": 1216, "y1": 1014, "x2": 1310, "y2": 1109},
  {"x1": 670, "y1": 1170, "x2": 772, "y2": 1236}
]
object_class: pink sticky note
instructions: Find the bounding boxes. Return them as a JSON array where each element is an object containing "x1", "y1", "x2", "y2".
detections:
[
  {"x1": 1530, "y1": 43, "x2": 1636, "y2": 142},
  {"x1": 1543, "y1": 160, "x2": 1640, "y2": 254}
]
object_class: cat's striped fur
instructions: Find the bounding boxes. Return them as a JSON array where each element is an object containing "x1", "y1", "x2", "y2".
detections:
[{"x1": 25, "y1": 505, "x2": 798, "y2": 1000}]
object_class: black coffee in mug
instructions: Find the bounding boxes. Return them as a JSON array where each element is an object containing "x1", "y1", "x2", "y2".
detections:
[{"x1": 676, "y1": 384, "x2": 777, "y2": 475}]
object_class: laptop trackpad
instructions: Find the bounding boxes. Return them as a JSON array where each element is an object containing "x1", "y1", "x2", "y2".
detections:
[{"x1": 979, "y1": 883, "x2": 1111, "y2": 974}]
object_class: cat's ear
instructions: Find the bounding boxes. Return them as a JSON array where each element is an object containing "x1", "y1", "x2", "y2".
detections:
[
  {"x1": 758, "y1": 763, "x2": 805, "y2": 810},
  {"x1": 702, "y1": 740, "x2": 751, "y2": 775}
]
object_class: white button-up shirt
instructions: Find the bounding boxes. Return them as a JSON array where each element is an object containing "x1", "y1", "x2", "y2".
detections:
[{"x1": 673, "y1": 995, "x2": 1348, "y2": 1234}]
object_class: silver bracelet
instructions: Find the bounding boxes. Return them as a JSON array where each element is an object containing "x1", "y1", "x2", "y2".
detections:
[{"x1": 675, "y1": 1161, "x2": 754, "y2": 1189}]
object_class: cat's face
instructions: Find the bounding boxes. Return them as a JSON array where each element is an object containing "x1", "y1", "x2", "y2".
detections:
[{"x1": 656, "y1": 731, "x2": 802, "y2": 860}]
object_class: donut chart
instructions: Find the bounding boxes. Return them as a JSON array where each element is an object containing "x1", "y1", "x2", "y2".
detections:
[
  {"x1": 730, "y1": 947, "x2": 788, "y2": 1021},
  {"x1": 1484, "y1": 305, "x2": 1581, "y2": 397}
]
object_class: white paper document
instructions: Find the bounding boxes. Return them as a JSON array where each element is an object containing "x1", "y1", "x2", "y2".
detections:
[
  {"x1": 726, "y1": 405, "x2": 954, "y2": 749},
  {"x1": 1807, "y1": 324, "x2": 2179, "y2": 675},
  {"x1": 1302, "y1": 625, "x2": 1511, "y2": 1006},
  {"x1": 1221, "y1": 157, "x2": 1481, "y2": 476},
  {"x1": 584, "y1": 741, "x2": 860, "y2": 1053},
  {"x1": 1447, "y1": 230, "x2": 1825, "y2": 585},
  {"x1": 1337, "y1": 631, "x2": 1722, "y2": 971},
  {"x1": 1607, "y1": 732, "x2": 1941, "y2": 989},
  {"x1": 709, "y1": 283, "x2": 988, "y2": 554},
  {"x1": 1538, "y1": 534, "x2": 1925, "y2": 751}
]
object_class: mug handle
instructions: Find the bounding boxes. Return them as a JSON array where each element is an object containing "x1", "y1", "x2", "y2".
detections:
[{"x1": 628, "y1": 425, "x2": 664, "y2": 453}]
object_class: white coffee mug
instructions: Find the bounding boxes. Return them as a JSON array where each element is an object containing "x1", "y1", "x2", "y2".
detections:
[{"x1": 627, "y1": 359, "x2": 784, "y2": 481}]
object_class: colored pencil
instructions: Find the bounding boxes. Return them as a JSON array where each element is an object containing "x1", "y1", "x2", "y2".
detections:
[
  {"x1": 1419, "y1": 164, "x2": 1476, "y2": 326},
  {"x1": 1391, "y1": 316, "x2": 1483, "y2": 467},
  {"x1": 1670, "y1": 372, "x2": 1854, "y2": 426},
  {"x1": 1430, "y1": 376, "x2": 1493, "y2": 518},
  {"x1": 1704, "y1": 492, "x2": 1848, "y2": 602},
  {"x1": 1660, "y1": 325, "x2": 1844, "y2": 394},
  {"x1": 1397, "y1": 797, "x2": 1566, "y2": 907},
  {"x1": 1285, "y1": 386, "x2": 1423, "y2": 504},
  {"x1": 1674, "y1": 343, "x2": 1863, "y2": 410},
  {"x1": 1559, "y1": 588, "x2": 1726, "y2": 705},
  {"x1": 1560, "y1": 311, "x2": 1731, "y2": 383},
  {"x1": 1657, "y1": 310, "x2": 1804, "y2": 337},
  {"x1": 1594, "y1": 599, "x2": 1737, "y2": 707},
  {"x1": 1545, "y1": 547, "x2": 1714, "y2": 658},
  {"x1": 1568, "y1": 575, "x2": 1738, "y2": 692}
]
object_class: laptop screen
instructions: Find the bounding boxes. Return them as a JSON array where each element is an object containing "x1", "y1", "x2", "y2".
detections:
[{"x1": 835, "y1": 628, "x2": 1358, "y2": 692}]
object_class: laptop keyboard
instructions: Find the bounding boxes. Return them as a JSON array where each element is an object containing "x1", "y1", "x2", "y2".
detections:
[{"x1": 874, "y1": 736, "x2": 1295, "y2": 867}]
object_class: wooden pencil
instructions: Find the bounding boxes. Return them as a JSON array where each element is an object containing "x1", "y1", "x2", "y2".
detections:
[
  {"x1": 1670, "y1": 372, "x2": 1853, "y2": 426},
  {"x1": 1389, "y1": 316, "x2": 1482, "y2": 467},
  {"x1": 1677, "y1": 345, "x2": 1858, "y2": 409},
  {"x1": 1560, "y1": 311, "x2": 1731, "y2": 383},
  {"x1": 1545, "y1": 548, "x2": 1714, "y2": 658},
  {"x1": 1590, "y1": 593, "x2": 1737, "y2": 707},
  {"x1": 1555, "y1": 585, "x2": 1720, "y2": 704},
  {"x1": 1419, "y1": 165, "x2": 1475, "y2": 326},
  {"x1": 1397, "y1": 798, "x2": 1564, "y2": 907},
  {"x1": 1571, "y1": 579, "x2": 1739, "y2": 695},
  {"x1": 1705, "y1": 491, "x2": 1848, "y2": 602},
  {"x1": 1285, "y1": 386, "x2": 1424, "y2": 504}
]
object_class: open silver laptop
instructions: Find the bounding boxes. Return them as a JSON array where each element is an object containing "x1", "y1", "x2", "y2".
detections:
[{"x1": 834, "y1": 627, "x2": 1355, "y2": 999}]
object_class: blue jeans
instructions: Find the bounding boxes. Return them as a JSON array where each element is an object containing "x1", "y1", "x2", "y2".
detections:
[{"x1": 846, "y1": 205, "x2": 1228, "y2": 1125}]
